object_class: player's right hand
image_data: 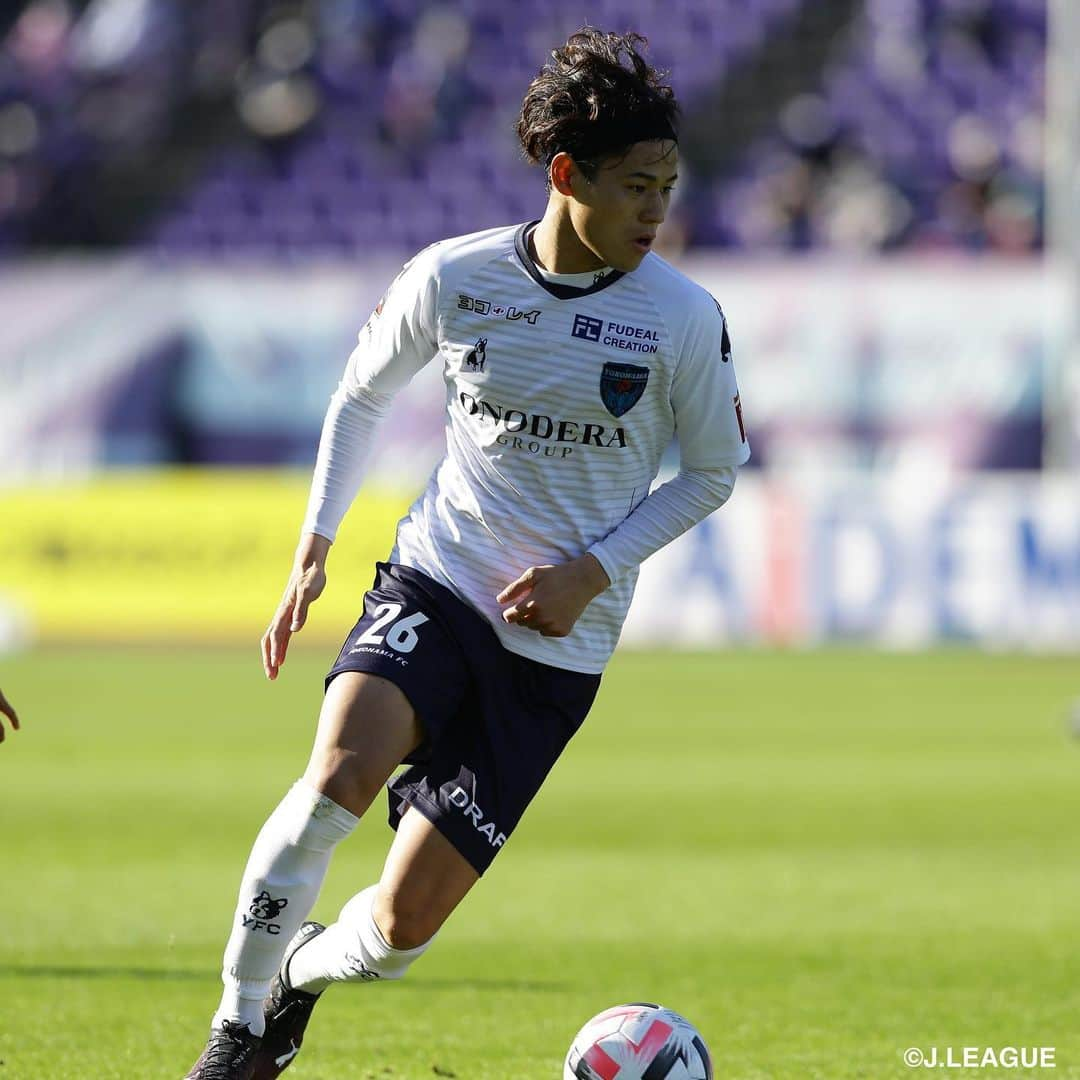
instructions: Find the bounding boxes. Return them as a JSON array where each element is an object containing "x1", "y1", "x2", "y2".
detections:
[
  {"x1": 262, "y1": 534, "x2": 332, "y2": 680},
  {"x1": 0, "y1": 686, "x2": 19, "y2": 743}
]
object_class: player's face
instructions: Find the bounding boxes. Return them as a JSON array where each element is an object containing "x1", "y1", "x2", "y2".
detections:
[{"x1": 570, "y1": 140, "x2": 678, "y2": 272}]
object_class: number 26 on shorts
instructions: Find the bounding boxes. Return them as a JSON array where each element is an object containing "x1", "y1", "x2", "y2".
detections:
[{"x1": 354, "y1": 603, "x2": 429, "y2": 654}]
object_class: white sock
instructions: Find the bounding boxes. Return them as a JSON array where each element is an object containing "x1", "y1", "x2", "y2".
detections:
[
  {"x1": 212, "y1": 780, "x2": 359, "y2": 1035},
  {"x1": 287, "y1": 885, "x2": 433, "y2": 994}
]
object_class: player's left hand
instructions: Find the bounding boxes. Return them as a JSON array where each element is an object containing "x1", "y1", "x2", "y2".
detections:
[{"x1": 497, "y1": 554, "x2": 610, "y2": 637}]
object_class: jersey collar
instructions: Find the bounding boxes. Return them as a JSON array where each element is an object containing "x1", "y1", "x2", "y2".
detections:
[{"x1": 514, "y1": 221, "x2": 626, "y2": 300}]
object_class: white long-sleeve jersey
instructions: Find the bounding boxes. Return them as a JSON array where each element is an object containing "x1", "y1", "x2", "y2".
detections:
[{"x1": 303, "y1": 222, "x2": 750, "y2": 674}]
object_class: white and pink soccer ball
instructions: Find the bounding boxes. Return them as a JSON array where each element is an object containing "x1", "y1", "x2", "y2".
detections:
[{"x1": 564, "y1": 1002, "x2": 713, "y2": 1079}]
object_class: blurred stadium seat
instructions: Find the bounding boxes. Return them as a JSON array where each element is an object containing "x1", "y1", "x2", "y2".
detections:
[{"x1": 0, "y1": 0, "x2": 1046, "y2": 257}]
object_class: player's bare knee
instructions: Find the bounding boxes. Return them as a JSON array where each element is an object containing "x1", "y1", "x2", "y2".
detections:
[
  {"x1": 375, "y1": 909, "x2": 435, "y2": 950},
  {"x1": 303, "y1": 749, "x2": 382, "y2": 818},
  {"x1": 373, "y1": 889, "x2": 441, "y2": 950}
]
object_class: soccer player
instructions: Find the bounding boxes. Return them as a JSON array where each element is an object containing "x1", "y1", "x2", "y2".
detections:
[
  {"x1": 0, "y1": 686, "x2": 18, "y2": 742},
  {"x1": 185, "y1": 27, "x2": 749, "y2": 1079}
]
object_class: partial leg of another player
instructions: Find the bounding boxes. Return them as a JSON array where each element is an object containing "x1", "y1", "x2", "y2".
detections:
[{"x1": 251, "y1": 803, "x2": 480, "y2": 1079}]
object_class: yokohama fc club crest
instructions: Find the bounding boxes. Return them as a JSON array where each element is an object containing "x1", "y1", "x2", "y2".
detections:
[{"x1": 600, "y1": 362, "x2": 649, "y2": 418}]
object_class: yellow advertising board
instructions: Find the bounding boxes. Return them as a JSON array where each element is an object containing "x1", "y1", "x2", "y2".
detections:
[{"x1": 0, "y1": 471, "x2": 413, "y2": 645}]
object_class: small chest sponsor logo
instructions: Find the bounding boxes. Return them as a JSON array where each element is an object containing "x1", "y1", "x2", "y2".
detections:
[
  {"x1": 600, "y1": 362, "x2": 650, "y2": 418},
  {"x1": 572, "y1": 314, "x2": 660, "y2": 353},
  {"x1": 572, "y1": 313, "x2": 603, "y2": 342},
  {"x1": 458, "y1": 293, "x2": 541, "y2": 324},
  {"x1": 464, "y1": 337, "x2": 487, "y2": 372}
]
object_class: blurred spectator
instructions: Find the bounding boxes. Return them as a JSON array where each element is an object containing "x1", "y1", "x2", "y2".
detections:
[{"x1": 0, "y1": 0, "x2": 1048, "y2": 257}]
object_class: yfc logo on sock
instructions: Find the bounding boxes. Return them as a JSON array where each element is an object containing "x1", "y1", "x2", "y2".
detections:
[
  {"x1": 243, "y1": 890, "x2": 289, "y2": 934},
  {"x1": 343, "y1": 952, "x2": 381, "y2": 981}
]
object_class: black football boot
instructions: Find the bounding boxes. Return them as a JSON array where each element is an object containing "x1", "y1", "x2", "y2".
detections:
[
  {"x1": 185, "y1": 1020, "x2": 261, "y2": 1079},
  {"x1": 250, "y1": 921, "x2": 327, "y2": 1079}
]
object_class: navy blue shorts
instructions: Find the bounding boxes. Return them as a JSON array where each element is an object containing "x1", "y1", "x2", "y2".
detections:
[{"x1": 326, "y1": 562, "x2": 602, "y2": 875}]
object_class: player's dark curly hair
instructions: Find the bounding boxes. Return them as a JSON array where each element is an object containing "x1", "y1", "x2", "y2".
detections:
[{"x1": 517, "y1": 28, "x2": 679, "y2": 183}]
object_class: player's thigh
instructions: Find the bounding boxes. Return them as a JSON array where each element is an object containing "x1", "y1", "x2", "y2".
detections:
[
  {"x1": 373, "y1": 805, "x2": 480, "y2": 949},
  {"x1": 303, "y1": 671, "x2": 423, "y2": 818}
]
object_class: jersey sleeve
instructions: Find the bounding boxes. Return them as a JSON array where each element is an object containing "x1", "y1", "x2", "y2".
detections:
[
  {"x1": 670, "y1": 294, "x2": 750, "y2": 468},
  {"x1": 299, "y1": 247, "x2": 442, "y2": 542},
  {"x1": 341, "y1": 245, "x2": 441, "y2": 400},
  {"x1": 586, "y1": 464, "x2": 737, "y2": 585}
]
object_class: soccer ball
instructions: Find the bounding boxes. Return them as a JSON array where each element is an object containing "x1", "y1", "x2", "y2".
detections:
[{"x1": 564, "y1": 1002, "x2": 713, "y2": 1079}]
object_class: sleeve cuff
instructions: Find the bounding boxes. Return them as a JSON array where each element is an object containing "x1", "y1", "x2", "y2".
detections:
[
  {"x1": 586, "y1": 542, "x2": 621, "y2": 588},
  {"x1": 300, "y1": 524, "x2": 337, "y2": 544}
]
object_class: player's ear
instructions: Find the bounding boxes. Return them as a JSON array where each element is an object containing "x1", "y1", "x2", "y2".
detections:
[{"x1": 549, "y1": 152, "x2": 576, "y2": 197}]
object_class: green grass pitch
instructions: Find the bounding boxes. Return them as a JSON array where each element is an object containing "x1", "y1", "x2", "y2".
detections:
[{"x1": 2, "y1": 647, "x2": 1079, "y2": 1079}]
